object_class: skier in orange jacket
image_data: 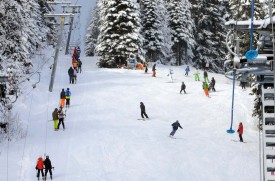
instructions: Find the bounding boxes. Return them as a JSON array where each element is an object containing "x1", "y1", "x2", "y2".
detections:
[{"x1": 36, "y1": 156, "x2": 44, "y2": 180}]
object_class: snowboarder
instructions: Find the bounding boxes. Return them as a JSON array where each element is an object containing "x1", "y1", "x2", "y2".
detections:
[
  {"x1": 65, "y1": 88, "x2": 71, "y2": 108},
  {"x1": 193, "y1": 68, "x2": 200, "y2": 81},
  {"x1": 44, "y1": 155, "x2": 53, "y2": 180},
  {"x1": 237, "y1": 122, "x2": 243, "y2": 142},
  {"x1": 203, "y1": 71, "x2": 209, "y2": 83},
  {"x1": 60, "y1": 89, "x2": 66, "y2": 108},
  {"x1": 36, "y1": 156, "x2": 44, "y2": 180},
  {"x1": 52, "y1": 108, "x2": 59, "y2": 131},
  {"x1": 152, "y1": 64, "x2": 156, "y2": 77},
  {"x1": 202, "y1": 82, "x2": 210, "y2": 97},
  {"x1": 57, "y1": 107, "x2": 66, "y2": 130},
  {"x1": 169, "y1": 120, "x2": 183, "y2": 137},
  {"x1": 180, "y1": 82, "x2": 186, "y2": 94},
  {"x1": 185, "y1": 66, "x2": 190, "y2": 76},
  {"x1": 77, "y1": 59, "x2": 82, "y2": 73},
  {"x1": 68, "y1": 67, "x2": 74, "y2": 84},
  {"x1": 140, "y1": 102, "x2": 149, "y2": 119},
  {"x1": 209, "y1": 77, "x2": 216, "y2": 92}
]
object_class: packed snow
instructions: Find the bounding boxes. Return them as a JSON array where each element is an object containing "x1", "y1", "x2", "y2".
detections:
[{"x1": 0, "y1": 47, "x2": 260, "y2": 181}]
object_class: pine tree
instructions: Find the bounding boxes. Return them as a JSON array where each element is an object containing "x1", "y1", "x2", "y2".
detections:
[
  {"x1": 85, "y1": 5, "x2": 100, "y2": 56},
  {"x1": 167, "y1": 0, "x2": 195, "y2": 66},
  {"x1": 96, "y1": 0, "x2": 143, "y2": 68},
  {"x1": 190, "y1": 0, "x2": 229, "y2": 72}
]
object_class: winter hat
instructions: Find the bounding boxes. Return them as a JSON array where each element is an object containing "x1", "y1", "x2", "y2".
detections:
[{"x1": 67, "y1": 88, "x2": 70, "y2": 90}]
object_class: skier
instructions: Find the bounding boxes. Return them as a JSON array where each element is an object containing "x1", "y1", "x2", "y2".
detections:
[
  {"x1": 52, "y1": 108, "x2": 59, "y2": 131},
  {"x1": 44, "y1": 155, "x2": 53, "y2": 180},
  {"x1": 76, "y1": 46, "x2": 81, "y2": 57},
  {"x1": 68, "y1": 67, "x2": 74, "y2": 84},
  {"x1": 205, "y1": 61, "x2": 210, "y2": 70},
  {"x1": 169, "y1": 120, "x2": 183, "y2": 137},
  {"x1": 73, "y1": 68, "x2": 77, "y2": 84},
  {"x1": 144, "y1": 61, "x2": 148, "y2": 73},
  {"x1": 203, "y1": 71, "x2": 209, "y2": 83},
  {"x1": 193, "y1": 68, "x2": 200, "y2": 81},
  {"x1": 167, "y1": 68, "x2": 174, "y2": 82},
  {"x1": 65, "y1": 88, "x2": 71, "y2": 108},
  {"x1": 60, "y1": 89, "x2": 66, "y2": 108},
  {"x1": 240, "y1": 75, "x2": 246, "y2": 90},
  {"x1": 237, "y1": 122, "x2": 244, "y2": 142},
  {"x1": 72, "y1": 60, "x2": 78, "y2": 72},
  {"x1": 57, "y1": 107, "x2": 66, "y2": 130},
  {"x1": 77, "y1": 59, "x2": 82, "y2": 73},
  {"x1": 140, "y1": 102, "x2": 149, "y2": 120},
  {"x1": 152, "y1": 64, "x2": 156, "y2": 77},
  {"x1": 180, "y1": 82, "x2": 186, "y2": 94},
  {"x1": 202, "y1": 82, "x2": 210, "y2": 97},
  {"x1": 209, "y1": 77, "x2": 216, "y2": 92},
  {"x1": 36, "y1": 156, "x2": 44, "y2": 180},
  {"x1": 185, "y1": 66, "x2": 190, "y2": 76}
]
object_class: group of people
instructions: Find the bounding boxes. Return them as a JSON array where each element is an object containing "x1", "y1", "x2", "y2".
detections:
[
  {"x1": 36, "y1": 155, "x2": 53, "y2": 180},
  {"x1": 68, "y1": 47, "x2": 82, "y2": 84}
]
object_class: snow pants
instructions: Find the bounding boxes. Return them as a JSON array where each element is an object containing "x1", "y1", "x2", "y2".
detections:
[
  {"x1": 203, "y1": 89, "x2": 209, "y2": 97},
  {"x1": 53, "y1": 119, "x2": 58, "y2": 130},
  {"x1": 57, "y1": 118, "x2": 65, "y2": 129},
  {"x1": 152, "y1": 71, "x2": 156, "y2": 77},
  {"x1": 37, "y1": 169, "x2": 44, "y2": 178},
  {"x1": 185, "y1": 71, "x2": 189, "y2": 76},
  {"x1": 141, "y1": 111, "x2": 149, "y2": 118},
  {"x1": 66, "y1": 98, "x2": 70, "y2": 107},
  {"x1": 194, "y1": 74, "x2": 200, "y2": 81},
  {"x1": 170, "y1": 128, "x2": 177, "y2": 136},
  {"x1": 239, "y1": 134, "x2": 243, "y2": 142},
  {"x1": 45, "y1": 168, "x2": 52, "y2": 178},
  {"x1": 60, "y1": 98, "x2": 65, "y2": 107},
  {"x1": 204, "y1": 76, "x2": 209, "y2": 83},
  {"x1": 69, "y1": 76, "x2": 74, "y2": 84},
  {"x1": 180, "y1": 89, "x2": 186, "y2": 94}
]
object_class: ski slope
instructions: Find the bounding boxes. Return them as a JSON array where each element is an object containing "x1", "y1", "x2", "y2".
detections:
[{"x1": 0, "y1": 47, "x2": 260, "y2": 181}]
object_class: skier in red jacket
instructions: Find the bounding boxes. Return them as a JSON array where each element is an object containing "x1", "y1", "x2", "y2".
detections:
[
  {"x1": 237, "y1": 122, "x2": 243, "y2": 142},
  {"x1": 36, "y1": 156, "x2": 44, "y2": 180}
]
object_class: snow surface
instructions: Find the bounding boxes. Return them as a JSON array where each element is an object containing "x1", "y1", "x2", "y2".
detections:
[{"x1": 0, "y1": 47, "x2": 261, "y2": 180}]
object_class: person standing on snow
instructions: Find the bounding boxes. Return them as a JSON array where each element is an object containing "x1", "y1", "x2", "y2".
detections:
[
  {"x1": 180, "y1": 82, "x2": 186, "y2": 94},
  {"x1": 52, "y1": 108, "x2": 59, "y2": 131},
  {"x1": 193, "y1": 68, "x2": 200, "y2": 81},
  {"x1": 140, "y1": 102, "x2": 149, "y2": 119},
  {"x1": 60, "y1": 89, "x2": 66, "y2": 108},
  {"x1": 144, "y1": 61, "x2": 148, "y2": 73},
  {"x1": 44, "y1": 155, "x2": 53, "y2": 180},
  {"x1": 203, "y1": 71, "x2": 209, "y2": 83},
  {"x1": 152, "y1": 64, "x2": 156, "y2": 77},
  {"x1": 185, "y1": 66, "x2": 190, "y2": 76},
  {"x1": 36, "y1": 156, "x2": 44, "y2": 180},
  {"x1": 202, "y1": 82, "x2": 210, "y2": 97},
  {"x1": 57, "y1": 107, "x2": 66, "y2": 130},
  {"x1": 65, "y1": 88, "x2": 71, "y2": 108},
  {"x1": 237, "y1": 122, "x2": 244, "y2": 142},
  {"x1": 167, "y1": 68, "x2": 174, "y2": 82},
  {"x1": 73, "y1": 68, "x2": 77, "y2": 84},
  {"x1": 209, "y1": 77, "x2": 216, "y2": 92},
  {"x1": 169, "y1": 120, "x2": 183, "y2": 137},
  {"x1": 77, "y1": 59, "x2": 82, "y2": 73},
  {"x1": 68, "y1": 67, "x2": 74, "y2": 84}
]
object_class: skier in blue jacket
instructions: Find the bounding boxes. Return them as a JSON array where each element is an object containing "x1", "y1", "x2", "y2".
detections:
[
  {"x1": 185, "y1": 66, "x2": 190, "y2": 76},
  {"x1": 65, "y1": 88, "x2": 71, "y2": 108}
]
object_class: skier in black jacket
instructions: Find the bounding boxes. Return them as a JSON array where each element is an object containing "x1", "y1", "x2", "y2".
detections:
[
  {"x1": 44, "y1": 155, "x2": 53, "y2": 180},
  {"x1": 170, "y1": 120, "x2": 183, "y2": 137},
  {"x1": 68, "y1": 67, "x2": 74, "y2": 84},
  {"x1": 180, "y1": 82, "x2": 186, "y2": 94},
  {"x1": 140, "y1": 102, "x2": 149, "y2": 119}
]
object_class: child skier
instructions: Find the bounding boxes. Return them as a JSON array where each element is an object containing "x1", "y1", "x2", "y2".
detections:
[
  {"x1": 44, "y1": 155, "x2": 53, "y2": 180},
  {"x1": 60, "y1": 89, "x2": 66, "y2": 107},
  {"x1": 193, "y1": 68, "x2": 200, "y2": 81},
  {"x1": 73, "y1": 68, "x2": 77, "y2": 84},
  {"x1": 209, "y1": 77, "x2": 216, "y2": 92},
  {"x1": 202, "y1": 82, "x2": 210, "y2": 97},
  {"x1": 237, "y1": 122, "x2": 244, "y2": 142},
  {"x1": 167, "y1": 68, "x2": 174, "y2": 82},
  {"x1": 65, "y1": 88, "x2": 71, "y2": 108},
  {"x1": 180, "y1": 82, "x2": 186, "y2": 94},
  {"x1": 68, "y1": 67, "x2": 74, "y2": 84},
  {"x1": 152, "y1": 64, "x2": 156, "y2": 77},
  {"x1": 185, "y1": 66, "x2": 190, "y2": 76},
  {"x1": 169, "y1": 120, "x2": 183, "y2": 137},
  {"x1": 140, "y1": 102, "x2": 149, "y2": 120},
  {"x1": 36, "y1": 156, "x2": 44, "y2": 180},
  {"x1": 144, "y1": 61, "x2": 148, "y2": 73},
  {"x1": 52, "y1": 108, "x2": 59, "y2": 131},
  {"x1": 77, "y1": 59, "x2": 82, "y2": 73}
]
